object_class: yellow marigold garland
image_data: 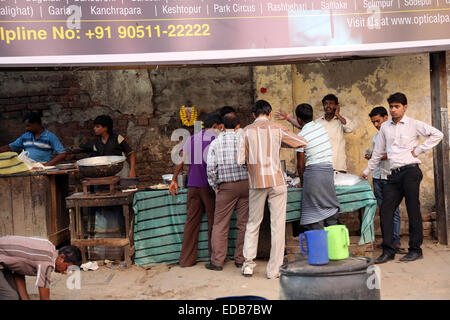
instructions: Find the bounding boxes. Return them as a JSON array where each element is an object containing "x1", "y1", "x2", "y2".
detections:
[{"x1": 180, "y1": 105, "x2": 198, "y2": 127}]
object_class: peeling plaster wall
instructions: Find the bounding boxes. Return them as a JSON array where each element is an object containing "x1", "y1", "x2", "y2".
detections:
[
  {"x1": 292, "y1": 54, "x2": 440, "y2": 213},
  {"x1": 78, "y1": 69, "x2": 154, "y2": 116},
  {"x1": 253, "y1": 65, "x2": 298, "y2": 171},
  {"x1": 149, "y1": 66, "x2": 254, "y2": 128}
]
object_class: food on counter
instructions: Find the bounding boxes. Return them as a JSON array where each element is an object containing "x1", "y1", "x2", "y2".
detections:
[{"x1": 150, "y1": 184, "x2": 170, "y2": 190}]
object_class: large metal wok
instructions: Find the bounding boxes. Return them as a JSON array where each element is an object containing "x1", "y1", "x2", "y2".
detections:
[{"x1": 76, "y1": 156, "x2": 125, "y2": 178}]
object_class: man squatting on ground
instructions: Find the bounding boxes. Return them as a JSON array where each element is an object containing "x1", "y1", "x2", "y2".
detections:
[
  {"x1": 361, "y1": 92, "x2": 443, "y2": 264},
  {"x1": 0, "y1": 235, "x2": 82, "y2": 300}
]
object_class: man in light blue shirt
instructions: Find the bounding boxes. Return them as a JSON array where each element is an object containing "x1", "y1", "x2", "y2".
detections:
[{"x1": 0, "y1": 113, "x2": 66, "y2": 166}]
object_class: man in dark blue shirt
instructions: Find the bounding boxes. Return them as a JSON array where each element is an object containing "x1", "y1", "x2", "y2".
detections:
[{"x1": 0, "y1": 113, "x2": 66, "y2": 166}]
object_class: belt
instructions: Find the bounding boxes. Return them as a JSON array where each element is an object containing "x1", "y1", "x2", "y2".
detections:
[{"x1": 391, "y1": 164, "x2": 418, "y2": 175}]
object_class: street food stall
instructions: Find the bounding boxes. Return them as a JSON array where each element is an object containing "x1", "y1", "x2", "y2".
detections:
[{"x1": 0, "y1": 0, "x2": 448, "y2": 263}]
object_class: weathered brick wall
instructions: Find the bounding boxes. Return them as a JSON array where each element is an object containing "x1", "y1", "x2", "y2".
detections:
[{"x1": 0, "y1": 66, "x2": 255, "y2": 184}]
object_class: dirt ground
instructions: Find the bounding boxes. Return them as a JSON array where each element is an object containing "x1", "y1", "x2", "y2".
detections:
[{"x1": 25, "y1": 237, "x2": 450, "y2": 300}]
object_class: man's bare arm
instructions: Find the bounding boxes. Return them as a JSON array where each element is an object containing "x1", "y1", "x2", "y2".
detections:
[
  {"x1": 45, "y1": 152, "x2": 66, "y2": 166},
  {"x1": 13, "y1": 274, "x2": 30, "y2": 300},
  {"x1": 38, "y1": 287, "x2": 50, "y2": 300}
]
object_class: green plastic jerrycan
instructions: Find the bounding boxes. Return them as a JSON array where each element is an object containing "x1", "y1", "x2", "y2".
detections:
[{"x1": 324, "y1": 225, "x2": 350, "y2": 260}]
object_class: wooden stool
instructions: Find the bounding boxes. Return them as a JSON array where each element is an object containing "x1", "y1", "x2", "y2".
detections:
[
  {"x1": 65, "y1": 191, "x2": 135, "y2": 267},
  {"x1": 82, "y1": 176, "x2": 120, "y2": 195}
]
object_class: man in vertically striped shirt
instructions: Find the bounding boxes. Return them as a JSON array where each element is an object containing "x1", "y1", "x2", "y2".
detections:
[
  {"x1": 206, "y1": 112, "x2": 249, "y2": 271},
  {"x1": 237, "y1": 100, "x2": 307, "y2": 279},
  {"x1": 0, "y1": 235, "x2": 82, "y2": 300},
  {"x1": 295, "y1": 103, "x2": 340, "y2": 230}
]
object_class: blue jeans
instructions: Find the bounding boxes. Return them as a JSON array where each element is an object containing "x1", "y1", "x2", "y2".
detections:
[{"x1": 373, "y1": 178, "x2": 401, "y2": 246}]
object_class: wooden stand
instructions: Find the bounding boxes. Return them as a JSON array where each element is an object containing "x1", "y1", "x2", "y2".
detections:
[
  {"x1": 82, "y1": 176, "x2": 120, "y2": 195},
  {"x1": 0, "y1": 170, "x2": 79, "y2": 246},
  {"x1": 65, "y1": 191, "x2": 135, "y2": 267}
]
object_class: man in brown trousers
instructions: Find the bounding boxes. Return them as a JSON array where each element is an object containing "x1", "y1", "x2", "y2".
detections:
[
  {"x1": 170, "y1": 113, "x2": 223, "y2": 267},
  {"x1": 205, "y1": 112, "x2": 249, "y2": 271}
]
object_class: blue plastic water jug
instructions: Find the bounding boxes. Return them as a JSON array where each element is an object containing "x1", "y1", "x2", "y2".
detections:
[{"x1": 299, "y1": 230, "x2": 329, "y2": 265}]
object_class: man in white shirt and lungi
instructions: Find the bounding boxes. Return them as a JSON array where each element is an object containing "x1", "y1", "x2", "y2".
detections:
[
  {"x1": 361, "y1": 92, "x2": 443, "y2": 264},
  {"x1": 295, "y1": 103, "x2": 340, "y2": 230}
]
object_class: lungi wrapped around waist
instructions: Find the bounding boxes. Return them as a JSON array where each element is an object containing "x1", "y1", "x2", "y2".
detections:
[{"x1": 301, "y1": 162, "x2": 340, "y2": 225}]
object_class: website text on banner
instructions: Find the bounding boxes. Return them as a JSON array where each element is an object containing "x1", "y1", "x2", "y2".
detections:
[{"x1": 0, "y1": 0, "x2": 449, "y2": 65}]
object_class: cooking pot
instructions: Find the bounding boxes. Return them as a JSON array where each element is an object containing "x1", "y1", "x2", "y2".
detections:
[{"x1": 76, "y1": 156, "x2": 125, "y2": 178}]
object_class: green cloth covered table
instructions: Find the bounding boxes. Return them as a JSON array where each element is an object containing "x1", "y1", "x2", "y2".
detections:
[{"x1": 133, "y1": 181, "x2": 376, "y2": 267}]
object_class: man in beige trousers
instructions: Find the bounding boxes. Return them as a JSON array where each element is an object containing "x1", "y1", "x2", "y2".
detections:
[{"x1": 237, "y1": 100, "x2": 307, "y2": 279}]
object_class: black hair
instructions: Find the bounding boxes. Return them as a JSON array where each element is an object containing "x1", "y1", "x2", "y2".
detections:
[
  {"x1": 252, "y1": 100, "x2": 272, "y2": 117},
  {"x1": 219, "y1": 106, "x2": 236, "y2": 118},
  {"x1": 204, "y1": 113, "x2": 222, "y2": 129},
  {"x1": 295, "y1": 103, "x2": 313, "y2": 123},
  {"x1": 321, "y1": 94, "x2": 339, "y2": 105},
  {"x1": 93, "y1": 115, "x2": 114, "y2": 134},
  {"x1": 223, "y1": 113, "x2": 240, "y2": 129},
  {"x1": 387, "y1": 92, "x2": 407, "y2": 106},
  {"x1": 23, "y1": 112, "x2": 42, "y2": 125},
  {"x1": 369, "y1": 106, "x2": 388, "y2": 118},
  {"x1": 58, "y1": 245, "x2": 82, "y2": 267}
]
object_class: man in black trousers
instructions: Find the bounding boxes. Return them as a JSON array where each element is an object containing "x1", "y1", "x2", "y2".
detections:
[{"x1": 361, "y1": 92, "x2": 443, "y2": 264}]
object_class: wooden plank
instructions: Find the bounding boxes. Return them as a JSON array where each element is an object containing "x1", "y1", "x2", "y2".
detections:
[
  {"x1": 66, "y1": 197, "x2": 133, "y2": 208},
  {"x1": 0, "y1": 177, "x2": 14, "y2": 236},
  {"x1": 10, "y1": 176, "x2": 30, "y2": 236},
  {"x1": 55, "y1": 174, "x2": 70, "y2": 233},
  {"x1": 48, "y1": 228, "x2": 70, "y2": 246},
  {"x1": 71, "y1": 238, "x2": 130, "y2": 247},
  {"x1": 66, "y1": 192, "x2": 134, "y2": 201},
  {"x1": 69, "y1": 208, "x2": 76, "y2": 242},
  {"x1": 50, "y1": 175, "x2": 58, "y2": 236},
  {"x1": 30, "y1": 175, "x2": 50, "y2": 239},
  {"x1": 430, "y1": 51, "x2": 450, "y2": 245}
]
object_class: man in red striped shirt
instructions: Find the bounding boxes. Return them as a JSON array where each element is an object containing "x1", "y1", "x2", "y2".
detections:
[{"x1": 237, "y1": 100, "x2": 307, "y2": 278}]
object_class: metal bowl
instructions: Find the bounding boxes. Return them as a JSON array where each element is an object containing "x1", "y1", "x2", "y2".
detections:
[{"x1": 76, "y1": 156, "x2": 125, "y2": 178}]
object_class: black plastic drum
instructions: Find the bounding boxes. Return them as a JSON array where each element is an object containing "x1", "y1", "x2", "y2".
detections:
[{"x1": 279, "y1": 255, "x2": 381, "y2": 300}]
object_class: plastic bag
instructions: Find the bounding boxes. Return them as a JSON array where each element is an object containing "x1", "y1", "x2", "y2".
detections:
[
  {"x1": 334, "y1": 171, "x2": 362, "y2": 186},
  {"x1": 17, "y1": 150, "x2": 44, "y2": 170}
]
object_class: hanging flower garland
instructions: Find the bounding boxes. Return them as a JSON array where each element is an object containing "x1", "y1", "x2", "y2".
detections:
[{"x1": 179, "y1": 105, "x2": 198, "y2": 127}]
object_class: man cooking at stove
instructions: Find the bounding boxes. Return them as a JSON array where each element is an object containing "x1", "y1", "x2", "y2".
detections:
[
  {"x1": 89, "y1": 115, "x2": 136, "y2": 178},
  {"x1": 0, "y1": 112, "x2": 66, "y2": 166}
]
